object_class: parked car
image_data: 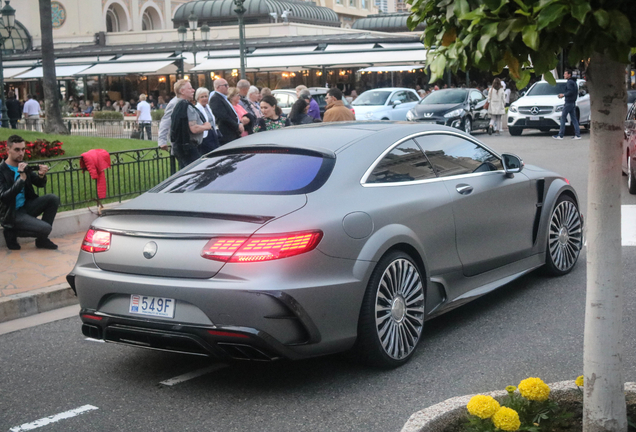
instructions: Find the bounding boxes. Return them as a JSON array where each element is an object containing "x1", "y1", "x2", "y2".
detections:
[
  {"x1": 69, "y1": 123, "x2": 583, "y2": 368},
  {"x1": 622, "y1": 101, "x2": 636, "y2": 194},
  {"x1": 352, "y1": 88, "x2": 420, "y2": 121},
  {"x1": 271, "y1": 89, "x2": 354, "y2": 118},
  {"x1": 406, "y1": 88, "x2": 490, "y2": 134},
  {"x1": 628, "y1": 90, "x2": 636, "y2": 112},
  {"x1": 507, "y1": 79, "x2": 591, "y2": 136}
]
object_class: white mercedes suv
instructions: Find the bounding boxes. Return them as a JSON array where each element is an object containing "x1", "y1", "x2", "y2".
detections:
[{"x1": 507, "y1": 79, "x2": 590, "y2": 136}]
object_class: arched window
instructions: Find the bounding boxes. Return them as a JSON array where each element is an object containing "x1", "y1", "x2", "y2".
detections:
[
  {"x1": 105, "y1": 3, "x2": 129, "y2": 33},
  {"x1": 141, "y1": 7, "x2": 162, "y2": 31}
]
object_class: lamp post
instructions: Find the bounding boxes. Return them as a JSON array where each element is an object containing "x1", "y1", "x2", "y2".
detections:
[
  {"x1": 0, "y1": 0, "x2": 16, "y2": 129},
  {"x1": 233, "y1": 0, "x2": 246, "y2": 79},
  {"x1": 178, "y1": 15, "x2": 210, "y2": 81}
]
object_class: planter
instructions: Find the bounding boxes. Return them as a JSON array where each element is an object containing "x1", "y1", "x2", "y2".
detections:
[{"x1": 401, "y1": 381, "x2": 636, "y2": 432}]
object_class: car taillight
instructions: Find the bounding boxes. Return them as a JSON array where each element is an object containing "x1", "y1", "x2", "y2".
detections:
[
  {"x1": 201, "y1": 231, "x2": 322, "y2": 262},
  {"x1": 81, "y1": 229, "x2": 111, "y2": 253}
]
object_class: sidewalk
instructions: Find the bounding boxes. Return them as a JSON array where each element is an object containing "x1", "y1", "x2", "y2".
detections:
[{"x1": 0, "y1": 231, "x2": 85, "y2": 323}]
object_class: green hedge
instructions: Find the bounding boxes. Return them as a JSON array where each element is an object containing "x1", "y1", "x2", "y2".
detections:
[
  {"x1": 151, "y1": 109, "x2": 165, "y2": 121},
  {"x1": 93, "y1": 111, "x2": 124, "y2": 121}
]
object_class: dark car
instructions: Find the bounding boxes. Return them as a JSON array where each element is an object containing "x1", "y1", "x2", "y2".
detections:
[
  {"x1": 406, "y1": 88, "x2": 490, "y2": 135},
  {"x1": 622, "y1": 101, "x2": 636, "y2": 194},
  {"x1": 272, "y1": 89, "x2": 354, "y2": 118}
]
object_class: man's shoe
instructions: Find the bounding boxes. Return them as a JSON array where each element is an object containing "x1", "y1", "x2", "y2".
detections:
[
  {"x1": 36, "y1": 238, "x2": 58, "y2": 250},
  {"x1": 552, "y1": 135, "x2": 564, "y2": 140},
  {"x1": 4, "y1": 231, "x2": 20, "y2": 250},
  {"x1": 572, "y1": 136, "x2": 582, "y2": 140}
]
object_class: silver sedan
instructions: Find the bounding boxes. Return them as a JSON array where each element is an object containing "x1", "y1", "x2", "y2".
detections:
[{"x1": 68, "y1": 122, "x2": 583, "y2": 368}]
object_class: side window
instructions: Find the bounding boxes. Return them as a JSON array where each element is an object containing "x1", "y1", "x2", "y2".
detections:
[
  {"x1": 406, "y1": 91, "x2": 420, "y2": 102},
  {"x1": 366, "y1": 140, "x2": 436, "y2": 184},
  {"x1": 275, "y1": 93, "x2": 290, "y2": 108},
  {"x1": 470, "y1": 91, "x2": 484, "y2": 102},
  {"x1": 415, "y1": 134, "x2": 503, "y2": 177},
  {"x1": 390, "y1": 91, "x2": 407, "y2": 104}
]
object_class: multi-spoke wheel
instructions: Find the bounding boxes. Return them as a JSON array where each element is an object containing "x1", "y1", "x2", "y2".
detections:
[
  {"x1": 463, "y1": 117, "x2": 472, "y2": 135},
  {"x1": 355, "y1": 251, "x2": 425, "y2": 368},
  {"x1": 545, "y1": 195, "x2": 583, "y2": 276}
]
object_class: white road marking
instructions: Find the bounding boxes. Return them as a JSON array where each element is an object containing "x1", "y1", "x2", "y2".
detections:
[
  {"x1": 622, "y1": 205, "x2": 636, "y2": 246},
  {"x1": 84, "y1": 338, "x2": 105, "y2": 343},
  {"x1": 160, "y1": 364, "x2": 228, "y2": 386},
  {"x1": 0, "y1": 305, "x2": 80, "y2": 336},
  {"x1": 10, "y1": 405, "x2": 98, "y2": 431}
]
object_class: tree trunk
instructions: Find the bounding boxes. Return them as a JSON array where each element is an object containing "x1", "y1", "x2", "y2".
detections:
[
  {"x1": 583, "y1": 52, "x2": 627, "y2": 432},
  {"x1": 38, "y1": 0, "x2": 69, "y2": 134}
]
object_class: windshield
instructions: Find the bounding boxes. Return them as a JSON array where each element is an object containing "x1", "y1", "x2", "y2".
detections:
[
  {"x1": 526, "y1": 82, "x2": 567, "y2": 96},
  {"x1": 352, "y1": 91, "x2": 391, "y2": 106},
  {"x1": 151, "y1": 149, "x2": 335, "y2": 195},
  {"x1": 419, "y1": 89, "x2": 467, "y2": 105}
]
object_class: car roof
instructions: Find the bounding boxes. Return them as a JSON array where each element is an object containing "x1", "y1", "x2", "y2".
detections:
[
  {"x1": 361, "y1": 87, "x2": 416, "y2": 92},
  {"x1": 212, "y1": 122, "x2": 471, "y2": 154}
]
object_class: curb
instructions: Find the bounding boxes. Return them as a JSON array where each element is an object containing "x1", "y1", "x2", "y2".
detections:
[
  {"x1": 0, "y1": 284, "x2": 78, "y2": 324},
  {"x1": 401, "y1": 381, "x2": 636, "y2": 432}
]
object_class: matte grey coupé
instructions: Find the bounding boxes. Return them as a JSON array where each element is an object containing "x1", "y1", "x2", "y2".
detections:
[{"x1": 69, "y1": 122, "x2": 583, "y2": 368}]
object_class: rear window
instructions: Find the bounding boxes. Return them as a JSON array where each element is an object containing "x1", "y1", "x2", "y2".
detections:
[{"x1": 151, "y1": 148, "x2": 335, "y2": 195}]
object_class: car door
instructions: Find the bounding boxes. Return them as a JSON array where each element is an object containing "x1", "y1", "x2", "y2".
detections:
[
  {"x1": 415, "y1": 133, "x2": 537, "y2": 277},
  {"x1": 625, "y1": 103, "x2": 636, "y2": 173},
  {"x1": 363, "y1": 139, "x2": 459, "y2": 277},
  {"x1": 577, "y1": 82, "x2": 591, "y2": 123},
  {"x1": 388, "y1": 91, "x2": 414, "y2": 120},
  {"x1": 469, "y1": 90, "x2": 488, "y2": 129}
]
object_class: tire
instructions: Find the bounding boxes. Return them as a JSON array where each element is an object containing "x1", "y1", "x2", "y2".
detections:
[
  {"x1": 509, "y1": 127, "x2": 523, "y2": 136},
  {"x1": 355, "y1": 251, "x2": 425, "y2": 368},
  {"x1": 628, "y1": 153, "x2": 636, "y2": 194},
  {"x1": 463, "y1": 117, "x2": 472, "y2": 135},
  {"x1": 544, "y1": 195, "x2": 583, "y2": 276}
]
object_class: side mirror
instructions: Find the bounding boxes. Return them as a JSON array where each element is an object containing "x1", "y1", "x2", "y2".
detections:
[
  {"x1": 579, "y1": 90, "x2": 587, "y2": 97},
  {"x1": 502, "y1": 153, "x2": 524, "y2": 178},
  {"x1": 392, "y1": 100, "x2": 402, "y2": 108}
]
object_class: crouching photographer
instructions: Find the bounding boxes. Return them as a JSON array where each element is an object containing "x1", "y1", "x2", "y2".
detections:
[{"x1": 0, "y1": 135, "x2": 60, "y2": 250}]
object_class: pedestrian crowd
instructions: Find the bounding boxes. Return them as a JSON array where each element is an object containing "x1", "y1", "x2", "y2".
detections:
[{"x1": 158, "y1": 78, "x2": 354, "y2": 169}]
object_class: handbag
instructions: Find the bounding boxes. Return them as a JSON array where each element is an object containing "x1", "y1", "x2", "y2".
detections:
[
  {"x1": 130, "y1": 125, "x2": 141, "y2": 139},
  {"x1": 484, "y1": 101, "x2": 490, "y2": 110}
]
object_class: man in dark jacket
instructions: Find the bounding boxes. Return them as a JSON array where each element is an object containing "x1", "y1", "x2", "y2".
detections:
[
  {"x1": 209, "y1": 79, "x2": 243, "y2": 145},
  {"x1": 0, "y1": 135, "x2": 60, "y2": 250},
  {"x1": 6, "y1": 91, "x2": 21, "y2": 129},
  {"x1": 553, "y1": 69, "x2": 581, "y2": 140}
]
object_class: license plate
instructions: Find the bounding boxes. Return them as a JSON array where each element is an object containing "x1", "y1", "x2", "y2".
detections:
[
  {"x1": 129, "y1": 294, "x2": 175, "y2": 318},
  {"x1": 529, "y1": 116, "x2": 540, "y2": 121}
]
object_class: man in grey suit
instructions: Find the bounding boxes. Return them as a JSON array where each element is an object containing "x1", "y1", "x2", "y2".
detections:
[{"x1": 157, "y1": 81, "x2": 188, "y2": 151}]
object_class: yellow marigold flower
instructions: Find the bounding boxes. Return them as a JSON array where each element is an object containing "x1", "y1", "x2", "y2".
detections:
[
  {"x1": 518, "y1": 377, "x2": 551, "y2": 402},
  {"x1": 505, "y1": 385, "x2": 517, "y2": 393},
  {"x1": 467, "y1": 395, "x2": 501, "y2": 419},
  {"x1": 492, "y1": 407, "x2": 521, "y2": 431},
  {"x1": 575, "y1": 375, "x2": 584, "y2": 387}
]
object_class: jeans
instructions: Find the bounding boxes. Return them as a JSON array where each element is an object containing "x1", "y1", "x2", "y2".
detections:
[
  {"x1": 489, "y1": 114, "x2": 503, "y2": 132},
  {"x1": 558, "y1": 103, "x2": 580, "y2": 137},
  {"x1": 139, "y1": 122, "x2": 152, "y2": 140},
  {"x1": 9, "y1": 194, "x2": 60, "y2": 239}
]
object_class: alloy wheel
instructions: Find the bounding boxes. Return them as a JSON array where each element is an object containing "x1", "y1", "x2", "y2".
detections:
[
  {"x1": 374, "y1": 259, "x2": 425, "y2": 360},
  {"x1": 548, "y1": 199, "x2": 582, "y2": 272},
  {"x1": 464, "y1": 118, "x2": 472, "y2": 134}
]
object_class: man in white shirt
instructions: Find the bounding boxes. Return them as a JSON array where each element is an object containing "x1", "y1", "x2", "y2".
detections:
[
  {"x1": 136, "y1": 94, "x2": 152, "y2": 140},
  {"x1": 23, "y1": 95, "x2": 41, "y2": 132}
]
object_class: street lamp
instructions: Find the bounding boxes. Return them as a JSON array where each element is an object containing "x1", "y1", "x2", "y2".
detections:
[
  {"x1": 233, "y1": 0, "x2": 246, "y2": 79},
  {"x1": 178, "y1": 14, "x2": 211, "y2": 73},
  {"x1": 0, "y1": 0, "x2": 16, "y2": 129}
]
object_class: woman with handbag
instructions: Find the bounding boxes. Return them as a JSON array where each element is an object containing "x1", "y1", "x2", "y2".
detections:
[{"x1": 487, "y1": 78, "x2": 506, "y2": 135}]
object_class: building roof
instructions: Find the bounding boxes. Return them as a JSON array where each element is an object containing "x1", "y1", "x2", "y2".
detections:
[
  {"x1": 1, "y1": 20, "x2": 32, "y2": 54},
  {"x1": 173, "y1": 0, "x2": 340, "y2": 28},
  {"x1": 351, "y1": 13, "x2": 425, "y2": 32}
]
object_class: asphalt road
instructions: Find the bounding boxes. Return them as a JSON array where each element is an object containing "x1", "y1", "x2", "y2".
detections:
[{"x1": 2, "y1": 129, "x2": 636, "y2": 432}]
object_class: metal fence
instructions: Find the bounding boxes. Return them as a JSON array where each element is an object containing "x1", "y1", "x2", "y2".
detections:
[
  {"x1": 34, "y1": 147, "x2": 176, "y2": 211},
  {"x1": 17, "y1": 119, "x2": 161, "y2": 141}
]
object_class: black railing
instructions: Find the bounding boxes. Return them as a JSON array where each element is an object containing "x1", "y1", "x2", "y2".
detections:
[
  {"x1": 33, "y1": 147, "x2": 176, "y2": 211},
  {"x1": 18, "y1": 119, "x2": 161, "y2": 141}
]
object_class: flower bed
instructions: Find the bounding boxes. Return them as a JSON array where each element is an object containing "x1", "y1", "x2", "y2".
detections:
[
  {"x1": 401, "y1": 381, "x2": 636, "y2": 432},
  {"x1": 0, "y1": 139, "x2": 65, "y2": 160}
]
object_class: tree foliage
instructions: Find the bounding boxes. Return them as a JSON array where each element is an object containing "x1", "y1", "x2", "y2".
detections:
[{"x1": 407, "y1": 0, "x2": 636, "y2": 87}]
